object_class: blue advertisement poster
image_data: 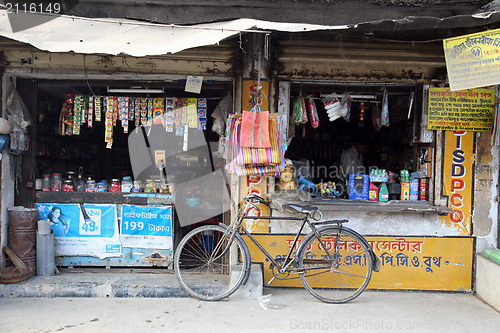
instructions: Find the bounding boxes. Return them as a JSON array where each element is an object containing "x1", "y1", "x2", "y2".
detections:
[
  {"x1": 120, "y1": 205, "x2": 173, "y2": 249},
  {"x1": 36, "y1": 203, "x2": 121, "y2": 258}
]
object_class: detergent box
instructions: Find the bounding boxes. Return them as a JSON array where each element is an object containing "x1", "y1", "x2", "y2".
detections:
[{"x1": 348, "y1": 174, "x2": 369, "y2": 200}]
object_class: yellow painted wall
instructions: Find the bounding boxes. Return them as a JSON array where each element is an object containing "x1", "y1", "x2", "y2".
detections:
[{"x1": 244, "y1": 234, "x2": 473, "y2": 291}]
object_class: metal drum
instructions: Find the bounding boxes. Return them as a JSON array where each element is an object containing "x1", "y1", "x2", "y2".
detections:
[{"x1": 8, "y1": 207, "x2": 39, "y2": 275}]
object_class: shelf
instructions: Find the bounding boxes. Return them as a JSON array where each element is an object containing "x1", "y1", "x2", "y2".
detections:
[
  {"x1": 36, "y1": 192, "x2": 173, "y2": 205},
  {"x1": 271, "y1": 193, "x2": 451, "y2": 215}
]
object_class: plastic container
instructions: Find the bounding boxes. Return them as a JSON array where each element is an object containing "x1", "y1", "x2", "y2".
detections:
[
  {"x1": 121, "y1": 176, "x2": 133, "y2": 192},
  {"x1": 144, "y1": 179, "x2": 157, "y2": 193},
  {"x1": 368, "y1": 182, "x2": 379, "y2": 201},
  {"x1": 401, "y1": 182, "x2": 410, "y2": 200},
  {"x1": 62, "y1": 180, "x2": 74, "y2": 192},
  {"x1": 132, "y1": 180, "x2": 143, "y2": 193},
  {"x1": 42, "y1": 174, "x2": 51, "y2": 192},
  {"x1": 96, "y1": 181, "x2": 108, "y2": 192},
  {"x1": 85, "y1": 179, "x2": 96, "y2": 192},
  {"x1": 51, "y1": 173, "x2": 62, "y2": 192},
  {"x1": 109, "y1": 179, "x2": 121, "y2": 192},
  {"x1": 378, "y1": 182, "x2": 389, "y2": 202},
  {"x1": 409, "y1": 172, "x2": 420, "y2": 200}
]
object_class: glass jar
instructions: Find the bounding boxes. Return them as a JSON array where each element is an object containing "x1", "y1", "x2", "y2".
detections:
[
  {"x1": 42, "y1": 174, "x2": 51, "y2": 192},
  {"x1": 85, "y1": 179, "x2": 96, "y2": 192},
  {"x1": 62, "y1": 180, "x2": 75, "y2": 192},
  {"x1": 121, "y1": 176, "x2": 133, "y2": 192},
  {"x1": 144, "y1": 179, "x2": 157, "y2": 193},
  {"x1": 109, "y1": 179, "x2": 121, "y2": 192},
  {"x1": 51, "y1": 173, "x2": 62, "y2": 192},
  {"x1": 132, "y1": 180, "x2": 142, "y2": 193}
]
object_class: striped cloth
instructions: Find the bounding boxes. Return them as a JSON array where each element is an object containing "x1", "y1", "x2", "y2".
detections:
[{"x1": 225, "y1": 114, "x2": 285, "y2": 176}]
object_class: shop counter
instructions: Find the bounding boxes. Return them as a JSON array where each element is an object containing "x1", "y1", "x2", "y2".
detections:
[{"x1": 270, "y1": 192, "x2": 451, "y2": 215}]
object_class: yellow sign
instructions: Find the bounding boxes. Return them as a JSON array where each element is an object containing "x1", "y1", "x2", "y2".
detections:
[
  {"x1": 443, "y1": 28, "x2": 500, "y2": 91},
  {"x1": 243, "y1": 234, "x2": 473, "y2": 291},
  {"x1": 440, "y1": 131, "x2": 475, "y2": 236},
  {"x1": 428, "y1": 87, "x2": 495, "y2": 131},
  {"x1": 239, "y1": 175, "x2": 270, "y2": 233},
  {"x1": 242, "y1": 79, "x2": 269, "y2": 111}
]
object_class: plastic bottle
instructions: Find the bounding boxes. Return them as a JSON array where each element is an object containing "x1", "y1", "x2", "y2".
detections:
[
  {"x1": 369, "y1": 182, "x2": 379, "y2": 201},
  {"x1": 76, "y1": 167, "x2": 86, "y2": 192},
  {"x1": 122, "y1": 176, "x2": 133, "y2": 192},
  {"x1": 42, "y1": 174, "x2": 51, "y2": 192},
  {"x1": 51, "y1": 173, "x2": 62, "y2": 192},
  {"x1": 378, "y1": 182, "x2": 389, "y2": 202},
  {"x1": 409, "y1": 172, "x2": 420, "y2": 201}
]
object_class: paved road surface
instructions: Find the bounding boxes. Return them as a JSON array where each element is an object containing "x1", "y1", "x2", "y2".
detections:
[{"x1": 0, "y1": 289, "x2": 499, "y2": 333}]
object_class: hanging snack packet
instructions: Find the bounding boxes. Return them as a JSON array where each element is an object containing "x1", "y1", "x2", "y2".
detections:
[
  {"x1": 118, "y1": 97, "x2": 129, "y2": 133},
  {"x1": 147, "y1": 98, "x2": 153, "y2": 126},
  {"x1": 88, "y1": 96, "x2": 93, "y2": 128},
  {"x1": 105, "y1": 96, "x2": 115, "y2": 149},
  {"x1": 152, "y1": 98, "x2": 165, "y2": 125},
  {"x1": 187, "y1": 98, "x2": 198, "y2": 129},
  {"x1": 307, "y1": 96, "x2": 319, "y2": 128},
  {"x1": 94, "y1": 96, "x2": 102, "y2": 122},
  {"x1": 73, "y1": 95, "x2": 82, "y2": 135},
  {"x1": 165, "y1": 98, "x2": 175, "y2": 132},
  {"x1": 197, "y1": 98, "x2": 207, "y2": 130}
]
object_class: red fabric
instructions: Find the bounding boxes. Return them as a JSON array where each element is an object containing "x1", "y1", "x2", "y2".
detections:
[{"x1": 240, "y1": 109, "x2": 271, "y2": 148}]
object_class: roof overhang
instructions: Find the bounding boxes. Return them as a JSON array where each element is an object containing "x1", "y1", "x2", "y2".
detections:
[{"x1": 2, "y1": 7, "x2": 500, "y2": 57}]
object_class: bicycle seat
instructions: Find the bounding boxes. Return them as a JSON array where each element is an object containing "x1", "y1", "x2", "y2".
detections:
[{"x1": 283, "y1": 204, "x2": 318, "y2": 216}]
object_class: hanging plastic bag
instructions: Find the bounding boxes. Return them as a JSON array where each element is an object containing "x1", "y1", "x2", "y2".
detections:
[
  {"x1": 381, "y1": 89, "x2": 390, "y2": 127},
  {"x1": 323, "y1": 93, "x2": 345, "y2": 122},
  {"x1": 211, "y1": 95, "x2": 233, "y2": 136},
  {"x1": 371, "y1": 105, "x2": 382, "y2": 131},
  {"x1": 5, "y1": 79, "x2": 33, "y2": 130},
  {"x1": 9, "y1": 122, "x2": 29, "y2": 155},
  {"x1": 293, "y1": 94, "x2": 307, "y2": 125},
  {"x1": 240, "y1": 105, "x2": 271, "y2": 148},
  {"x1": 307, "y1": 96, "x2": 319, "y2": 128},
  {"x1": 340, "y1": 92, "x2": 353, "y2": 122}
]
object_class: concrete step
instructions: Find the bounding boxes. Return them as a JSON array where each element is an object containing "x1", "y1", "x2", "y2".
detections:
[
  {"x1": 0, "y1": 265, "x2": 264, "y2": 299},
  {"x1": 476, "y1": 253, "x2": 500, "y2": 312}
]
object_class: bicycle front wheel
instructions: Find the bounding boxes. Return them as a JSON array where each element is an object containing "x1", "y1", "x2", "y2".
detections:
[
  {"x1": 174, "y1": 224, "x2": 250, "y2": 301},
  {"x1": 298, "y1": 226, "x2": 373, "y2": 303}
]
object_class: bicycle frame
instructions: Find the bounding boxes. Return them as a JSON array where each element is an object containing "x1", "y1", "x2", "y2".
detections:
[{"x1": 234, "y1": 199, "x2": 344, "y2": 276}]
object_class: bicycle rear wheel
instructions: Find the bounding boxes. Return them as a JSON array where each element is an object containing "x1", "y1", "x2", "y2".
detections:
[
  {"x1": 298, "y1": 226, "x2": 373, "y2": 303},
  {"x1": 174, "y1": 224, "x2": 250, "y2": 301}
]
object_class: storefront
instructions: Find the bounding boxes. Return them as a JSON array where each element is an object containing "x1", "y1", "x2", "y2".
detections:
[
  {"x1": 0, "y1": 19, "x2": 498, "y2": 293},
  {"x1": 0, "y1": 35, "x2": 239, "y2": 269},
  {"x1": 232, "y1": 33, "x2": 497, "y2": 292}
]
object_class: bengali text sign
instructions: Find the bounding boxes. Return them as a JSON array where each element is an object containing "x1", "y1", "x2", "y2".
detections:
[
  {"x1": 444, "y1": 28, "x2": 500, "y2": 91},
  {"x1": 243, "y1": 235, "x2": 473, "y2": 291},
  {"x1": 428, "y1": 87, "x2": 495, "y2": 131}
]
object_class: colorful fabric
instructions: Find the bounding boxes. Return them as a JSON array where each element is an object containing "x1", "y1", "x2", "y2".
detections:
[{"x1": 226, "y1": 114, "x2": 285, "y2": 176}]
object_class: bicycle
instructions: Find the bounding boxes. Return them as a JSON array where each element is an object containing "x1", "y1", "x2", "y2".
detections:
[{"x1": 174, "y1": 193, "x2": 380, "y2": 303}]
